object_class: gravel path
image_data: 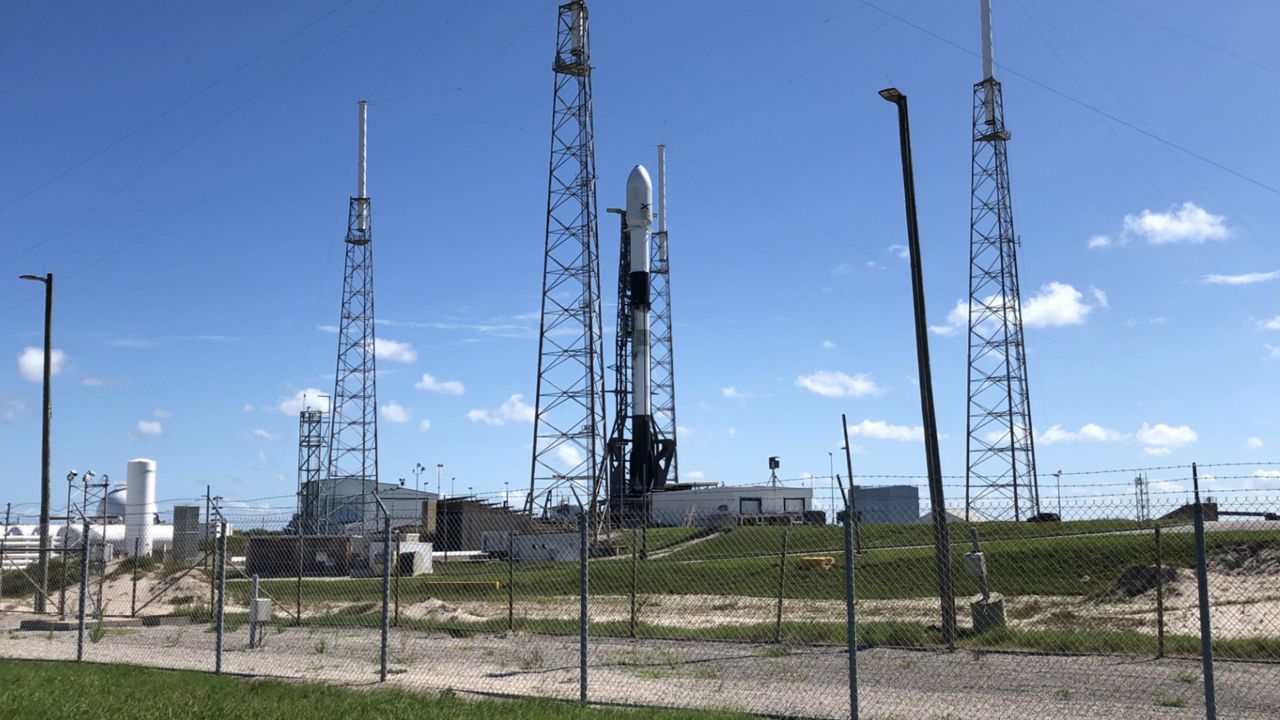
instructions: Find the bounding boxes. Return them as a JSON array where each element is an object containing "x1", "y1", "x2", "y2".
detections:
[{"x1": 1, "y1": 612, "x2": 1275, "y2": 719}]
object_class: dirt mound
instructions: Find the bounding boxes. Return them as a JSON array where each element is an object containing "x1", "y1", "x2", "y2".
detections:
[
  {"x1": 1100, "y1": 565, "x2": 1180, "y2": 600},
  {"x1": 399, "y1": 597, "x2": 485, "y2": 623},
  {"x1": 1210, "y1": 546, "x2": 1280, "y2": 576}
]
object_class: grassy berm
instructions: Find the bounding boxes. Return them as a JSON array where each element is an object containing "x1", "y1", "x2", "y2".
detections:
[{"x1": 0, "y1": 659, "x2": 747, "y2": 720}]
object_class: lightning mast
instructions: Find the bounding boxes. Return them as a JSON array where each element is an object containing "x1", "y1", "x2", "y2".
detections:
[
  {"x1": 965, "y1": 0, "x2": 1040, "y2": 521},
  {"x1": 527, "y1": 1, "x2": 607, "y2": 515},
  {"x1": 326, "y1": 100, "x2": 380, "y2": 531},
  {"x1": 297, "y1": 406, "x2": 326, "y2": 534}
]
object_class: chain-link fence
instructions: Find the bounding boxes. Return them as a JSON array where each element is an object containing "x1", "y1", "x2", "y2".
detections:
[{"x1": 1, "y1": 466, "x2": 1277, "y2": 718}]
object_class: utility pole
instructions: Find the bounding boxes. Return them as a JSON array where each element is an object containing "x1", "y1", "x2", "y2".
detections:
[
  {"x1": 880, "y1": 87, "x2": 957, "y2": 648},
  {"x1": 20, "y1": 272, "x2": 54, "y2": 614}
]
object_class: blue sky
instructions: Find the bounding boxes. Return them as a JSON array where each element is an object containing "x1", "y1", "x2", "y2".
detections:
[{"x1": 2, "y1": 0, "x2": 1278, "y2": 521}]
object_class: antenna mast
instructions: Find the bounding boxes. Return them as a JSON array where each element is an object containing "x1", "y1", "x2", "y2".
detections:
[{"x1": 965, "y1": 0, "x2": 1040, "y2": 521}]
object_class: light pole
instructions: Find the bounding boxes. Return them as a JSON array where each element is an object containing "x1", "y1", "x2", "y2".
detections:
[
  {"x1": 61, "y1": 469, "x2": 78, "y2": 618},
  {"x1": 451, "y1": 477, "x2": 456, "y2": 498},
  {"x1": 20, "y1": 272, "x2": 53, "y2": 614},
  {"x1": 880, "y1": 87, "x2": 956, "y2": 648},
  {"x1": 1055, "y1": 469, "x2": 1063, "y2": 516},
  {"x1": 412, "y1": 463, "x2": 425, "y2": 496},
  {"x1": 436, "y1": 464, "x2": 444, "y2": 499},
  {"x1": 504, "y1": 481, "x2": 510, "y2": 509}
]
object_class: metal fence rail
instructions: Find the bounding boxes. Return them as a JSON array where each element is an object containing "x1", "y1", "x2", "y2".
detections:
[{"x1": 0, "y1": 468, "x2": 1276, "y2": 719}]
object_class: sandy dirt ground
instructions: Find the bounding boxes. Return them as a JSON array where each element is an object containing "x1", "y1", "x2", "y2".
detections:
[{"x1": 0, "y1": 611, "x2": 1276, "y2": 719}]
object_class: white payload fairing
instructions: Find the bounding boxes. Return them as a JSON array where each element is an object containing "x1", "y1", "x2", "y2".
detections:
[{"x1": 625, "y1": 165, "x2": 656, "y2": 492}]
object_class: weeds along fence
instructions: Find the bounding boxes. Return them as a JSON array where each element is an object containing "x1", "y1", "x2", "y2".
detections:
[{"x1": 0, "y1": 476, "x2": 1277, "y2": 718}]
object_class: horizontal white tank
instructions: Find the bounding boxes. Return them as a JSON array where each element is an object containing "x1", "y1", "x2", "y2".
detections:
[{"x1": 125, "y1": 458, "x2": 157, "y2": 556}]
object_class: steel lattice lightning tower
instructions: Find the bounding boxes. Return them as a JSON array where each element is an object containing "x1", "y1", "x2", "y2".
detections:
[
  {"x1": 326, "y1": 100, "x2": 379, "y2": 531},
  {"x1": 966, "y1": 0, "x2": 1040, "y2": 521},
  {"x1": 527, "y1": 0, "x2": 607, "y2": 515},
  {"x1": 297, "y1": 407, "x2": 326, "y2": 533},
  {"x1": 649, "y1": 145, "x2": 679, "y2": 483}
]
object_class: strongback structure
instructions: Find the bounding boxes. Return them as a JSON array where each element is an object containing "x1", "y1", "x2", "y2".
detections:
[
  {"x1": 965, "y1": 0, "x2": 1039, "y2": 521},
  {"x1": 296, "y1": 408, "x2": 326, "y2": 533},
  {"x1": 326, "y1": 101, "x2": 379, "y2": 531},
  {"x1": 527, "y1": 0, "x2": 607, "y2": 516},
  {"x1": 648, "y1": 146, "x2": 679, "y2": 483}
]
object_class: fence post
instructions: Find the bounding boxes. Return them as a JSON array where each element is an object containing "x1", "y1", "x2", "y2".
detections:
[
  {"x1": 131, "y1": 538, "x2": 139, "y2": 617},
  {"x1": 215, "y1": 520, "x2": 227, "y2": 674},
  {"x1": 1191, "y1": 463, "x2": 1216, "y2": 719},
  {"x1": 579, "y1": 513, "x2": 589, "y2": 704},
  {"x1": 76, "y1": 519, "x2": 90, "y2": 662},
  {"x1": 0, "y1": 503, "x2": 8, "y2": 608},
  {"x1": 775, "y1": 526, "x2": 790, "y2": 643},
  {"x1": 295, "y1": 524, "x2": 303, "y2": 627},
  {"x1": 844, "y1": 509, "x2": 859, "y2": 719},
  {"x1": 394, "y1": 533, "x2": 401, "y2": 628},
  {"x1": 629, "y1": 527, "x2": 638, "y2": 639},
  {"x1": 60, "y1": 502, "x2": 70, "y2": 617},
  {"x1": 1154, "y1": 524, "x2": 1166, "y2": 659},
  {"x1": 507, "y1": 532, "x2": 515, "y2": 632},
  {"x1": 379, "y1": 515, "x2": 391, "y2": 682}
]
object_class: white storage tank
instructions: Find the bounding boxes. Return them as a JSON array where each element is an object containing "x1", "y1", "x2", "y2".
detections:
[{"x1": 124, "y1": 458, "x2": 157, "y2": 556}]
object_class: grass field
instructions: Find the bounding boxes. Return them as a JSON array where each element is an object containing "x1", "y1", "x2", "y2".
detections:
[
  {"x1": 240, "y1": 527, "x2": 1277, "y2": 604},
  {"x1": 0, "y1": 659, "x2": 748, "y2": 720}
]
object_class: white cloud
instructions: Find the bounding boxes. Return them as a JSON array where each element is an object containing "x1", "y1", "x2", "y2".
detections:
[
  {"x1": 467, "y1": 394, "x2": 535, "y2": 426},
  {"x1": 686, "y1": 470, "x2": 706, "y2": 480},
  {"x1": 887, "y1": 244, "x2": 909, "y2": 260},
  {"x1": 821, "y1": 340, "x2": 836, "y2": 350},
  {"x1": 1269, "y1": 343, "x2": 1280, "y2": 360},
  {"x1": 418, "y1": 419, "x2": 432, "y2": 432},
  {"x1": 1246, "y1": 437, "x2": 1263, "y2": 449},
  {"x1": 795, "y1": 371, "x2": 883, "y2": 398},
  {"x1": 81, "y1": 377, "x2": 106, "y2": 387},
  {"x1": 831, "y1": 262, "x2": 852, "y2": 275},
  {"x1": 845, "y1": 419, "x2": 923, "y2": 442},
  {"x1": 1136, "y1": 423, "x2": 1197, "y2": 456},
  {"x1": 1022, "y1": 282, "x2": 1095, "y2": 327},
  {"x1": 1090, "y1": 287, "x2": 1109, "y2": 309},
  {"x1": 380, "y1": 401, "x2": 411, "y2": 423},
  {"x1": 1248, "y1": 470, "x2": 1280, "y2": 490},
  {"x1": 153, "y1": 409, "x2": 172, "y2": 419},
  {"x1": 727, "y1": 427, "x2": 737, "y2": 438},
  {"x1": 372, "y1": 338, "x2": 417, "y2": 363},
  {"x1": 554, "y1": 444, "x2": 584, "y2": 470},
  {"x1": 252, "y1": 428, "x2": 280, "y2": 441},
  {"x1": 1038, "y1": 423, "x2": 1126, "y2": 445},
  {"x1": 1087, "y1": 235, "x2": 1112, "y2": 250},
  {"x1": 277, "y1": 389, "x2": 330, "y2": 415},
  {"x1": 676, "y1": 425, "x2": 695, "y2": 438},
  {"x1": 929, "y1": 300, "x2": 968, "y2": 336},
  {"x1": 414, "y1": 372, "x2": 465, "y2": 395},
  {"x1": 137, "y1": 420, "x2": 163, "y2": 436},
  {"x1": 1, "y1": 400, "x2": 26, "y2": 422},
  {"x1": 1260, "y1": 316, "x2": 1280, "y2": 330},
  {"x1": 242, "y1": 404, "x2": 255, "y2": 413},
  {"x1": 1202, "y1": 271, "x2": 1279, "y2": 286},
  {"x1": 17, "y1": 347, "x2": 65, "y2": 383},
  {"x1": 721, "y1": 386, "x2": 752, "y2": 400},
  {"x1": 1123, "y1": 202, "x2": 1228, "y2": 245}
]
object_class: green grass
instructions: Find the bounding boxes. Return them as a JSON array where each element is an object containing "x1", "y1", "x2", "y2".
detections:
[
  {"x1": 242, "y1": 527, "x2": 1278, "y2": 606},
  {"x1": 0, "y1": 659, "x2": 748, "y2": 719}
]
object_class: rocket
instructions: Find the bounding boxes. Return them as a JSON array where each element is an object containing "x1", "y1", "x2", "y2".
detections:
[{"x1": 626, "y1": 165, "x2": 655, "y2": 493}]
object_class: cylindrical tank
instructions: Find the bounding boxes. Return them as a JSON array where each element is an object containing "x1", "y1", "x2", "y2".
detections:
[
  {"x1": 100, "y1": 485, "x2": 128, "y2": 519},
  {"x1": 124, "y1": 458, "x2": 157, "y2": 556}
]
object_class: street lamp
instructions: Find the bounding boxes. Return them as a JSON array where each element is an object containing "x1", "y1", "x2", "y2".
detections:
[
  {"x1": 880, "y1": 87, "x2": 956, "y2": 648},
  {"x1": 60, "y1": 469, "x2": 78, "y2": 617},
  {"x1": 20, "y1": 272, "x2": 53, "y2": 614},
  {"x1": 436, "y1": 463, "x2": 444, "y2": 499},
  {"x1": 827, "y1": 451, "x2": 835, "y2": 519},
  {"x1": 412, "y1": 463, "x2": 425, "y2": 495}
]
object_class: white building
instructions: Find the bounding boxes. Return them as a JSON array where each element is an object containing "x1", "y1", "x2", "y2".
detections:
[{"x1": 648, "y1": 485, "x2": 813, "y2": 527}]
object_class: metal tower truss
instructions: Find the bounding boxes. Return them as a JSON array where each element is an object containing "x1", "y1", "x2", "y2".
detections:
[
  {"x1": 606, "y1": 211, "x2": 635, "y2": 521},
  {"x1": 297, "y1": 409, "x2": 326, "y2": 533},
  {"x1": 326, "y1": 102, "x2": 378, "y2": 532},
  {"x1": 649, "y1": 146, "x2": 679, "y2": 484},
  {"x1": 528, "y1": 0, "x2": 607, "y2": 515},
  {"x1": 965, "y1": 76, "x2": 1040, "y2": 521}
]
